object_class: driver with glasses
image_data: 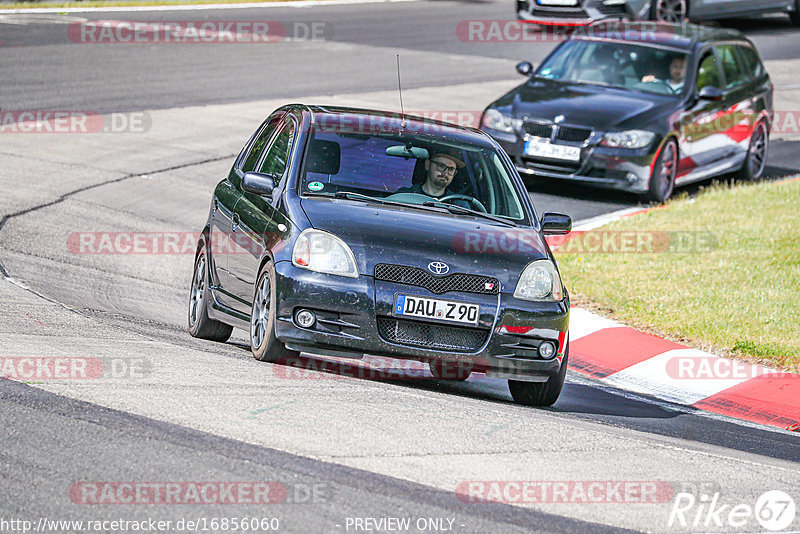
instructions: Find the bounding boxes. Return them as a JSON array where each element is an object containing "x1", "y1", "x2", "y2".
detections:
[{"x1": 399, "y1": 150, "x2": 465, "y2": 198}]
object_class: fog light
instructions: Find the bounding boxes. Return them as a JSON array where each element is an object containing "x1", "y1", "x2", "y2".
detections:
[
  {"x1": 538, "y1": 341, "x2": 556, "y2": 359},
  {"x1": 295, "y1": 309, "x2": 316, "y2": 328}
]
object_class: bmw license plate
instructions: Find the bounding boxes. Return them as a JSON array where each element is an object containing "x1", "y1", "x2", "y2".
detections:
[
  {"x1": 537, "y1": 0, "x2": 578, "y2": 5},
  {"x1": 524, "y1": 138, "x2": 581, "y2": 162},
  {"x1": 394, "y1": 294, "x2": 479, "y2": 326}
]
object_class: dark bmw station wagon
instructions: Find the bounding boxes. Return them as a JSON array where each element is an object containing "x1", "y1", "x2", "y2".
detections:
[
  {"x1": 481, "y1": 22, "x2": 773, "y2": 202},
  {"x1": 188, "y1": 105, "x2": 573, "y2": 406}
]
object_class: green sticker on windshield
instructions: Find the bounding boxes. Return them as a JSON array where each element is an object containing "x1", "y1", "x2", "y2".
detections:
[{"x1": 308, "y1": 181, "x2": 324, "y2": 191}]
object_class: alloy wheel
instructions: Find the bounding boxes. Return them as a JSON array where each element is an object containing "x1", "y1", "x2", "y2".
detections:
[
  {"x1": 748, "y1": 123, "x2": 767, "y2": 178},
  {"x1": 251, "y1": 273, "x2": 270, "y2": 350},
  {"x1": 189, "y1": 256, "x2": 205, "y2": 327},
  {"x1": 654, "y1": 0, "x2": 687, "y2": 22}
]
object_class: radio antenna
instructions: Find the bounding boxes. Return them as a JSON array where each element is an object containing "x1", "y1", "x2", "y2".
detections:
[{"x1": 396, "y1": 54, "x2": 406, "y2": 129}]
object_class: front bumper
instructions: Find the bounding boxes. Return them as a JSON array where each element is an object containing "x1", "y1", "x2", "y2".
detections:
[
  {"x1": 488, "y1": 128, "x2": 657, "y2": 194},
  {"x1": 516, "y1": 0, "x2": 630, "y2": 25},
  {"x1": 273, "y1": 261, "x2": 569, "y2": 380}
]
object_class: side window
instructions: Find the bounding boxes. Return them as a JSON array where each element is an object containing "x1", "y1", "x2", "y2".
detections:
[
  {"x1": 737, "y1": 45, "x2": 765, "y2": 80},
  {"x1": 240, "y1": 117, "x2": 281, "y2": 173},
  {"x1": 696, "y1": 52, "x2": 722, "y2": 92},
  {"x1": 258, "y1": 119, "x2": 296, "y2": 183},
  {"x1": 716, "y1": 45, "x2": 746, "y2": 89}
]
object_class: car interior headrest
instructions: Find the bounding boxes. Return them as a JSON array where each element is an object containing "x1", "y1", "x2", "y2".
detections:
[{"x1": 306, "y1": 139, "x2": 341, "y2": 175}]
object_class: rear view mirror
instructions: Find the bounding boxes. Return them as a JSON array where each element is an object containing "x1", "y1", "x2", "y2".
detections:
[
  {"x1": 697, "y1": 86, "x2": 723, "y2": 101},
  {"x1": 516, "y1": 61, "x2": 534, "y2": 76},
  {"x1": 541, "y1": 212, "x2": 572, "y2": 235},
  {"x1": 242, "y1": 172, "x2": 277, "y2": 196},
  {"x1": 386, "y1": 145, "x2": 429, "y2": 160}
]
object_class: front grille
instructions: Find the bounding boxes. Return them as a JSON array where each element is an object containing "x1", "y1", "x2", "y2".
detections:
[
  {"x1": 377, "y1": 317, "x2": 489, "y2": 352},
  {"x1": 596, "y1": 3, "x2": 627, "y2": 16},
  {"x1": 374, "y1": 264, "x2": 499, "y2": 295},
  {"x1": 556, "y1": 125, "x2": 592, "y2": 143},
  {"x1": 523, "y1": 122, "x2": 553, "y2": 138}
]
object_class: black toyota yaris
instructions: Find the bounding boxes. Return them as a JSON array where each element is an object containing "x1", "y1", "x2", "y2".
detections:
[
  {"x1": 481, "y1": 22, "x2": 773, "y2": 202},
  {"x1": 188, "y1": 104, "x2": 572, "y2": 406}
]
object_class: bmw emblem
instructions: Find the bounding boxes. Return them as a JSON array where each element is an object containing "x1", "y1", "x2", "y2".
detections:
[
  {"x1": 427, "y1": 261, "x2": 449, "y2": 275},
  {"x1": 554, "y1": 114, "x2": 565, "y2": 124}
]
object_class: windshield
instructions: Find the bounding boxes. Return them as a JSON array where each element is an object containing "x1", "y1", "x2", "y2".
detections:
[
  {"x1": 299, "y1": 127, "x2": 530, "y2": 224},
  {"x1": 536, "y1": 39, "x2": 689, "y2": 97}
]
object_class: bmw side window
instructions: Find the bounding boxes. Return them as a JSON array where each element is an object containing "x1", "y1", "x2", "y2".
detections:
[
  {"x1": 737, "y1": 46, "x2": 765, "y2": 81},
  {"x1": 696, "y1": 53, "x2": 722, "y2": 92},
  {"x1": 716, "y1": 45, "x2": 746, "y2": 90},
  {"x1": 240, "y1": 117, "x2": 282, "y2": 173},
  {"x1": 258, "y1": 119, "x2": 296, "y2": 183}
]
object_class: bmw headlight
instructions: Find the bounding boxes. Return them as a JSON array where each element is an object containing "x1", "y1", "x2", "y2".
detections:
[
  {"x1": 601, "y1": 130, "x2": 656, "y2": 149},
  {"x1": 292, "y1": 229, "x2": 358, "y2": 278},
  {"x1": 514, "y1": 260, "x2": 563, "y2": 301},
  {"x1": 481, "y1": 108, "x2": 522, "y2": 134}
]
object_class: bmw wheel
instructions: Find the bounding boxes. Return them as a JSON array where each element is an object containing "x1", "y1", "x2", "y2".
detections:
[
  {"x1": 188, "y1": 240, "x2": 233, "y2": 342},
  {"x1": 251, "y1": 262, "x2": 299, "y2": 363},
  {"x1": 645, "y1": 138, "x2": 678, "y2": 203}
]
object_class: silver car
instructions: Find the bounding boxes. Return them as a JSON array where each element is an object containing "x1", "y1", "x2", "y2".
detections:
[{"x1": 517, "y1": 0, "x2": 800, "y2": 26}]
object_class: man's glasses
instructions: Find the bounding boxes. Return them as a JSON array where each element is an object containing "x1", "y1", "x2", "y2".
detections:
[{"x1": 431, "y1": 160, "x2": 457, "y2": 176}]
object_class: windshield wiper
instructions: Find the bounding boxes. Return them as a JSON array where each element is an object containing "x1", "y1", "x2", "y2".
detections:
[
  {"x1": 304, "y1": 191, "x2": 449, "y2": 214},
  {"x1": 421, "y1": 201, "x2": 516, "y2": 227}
]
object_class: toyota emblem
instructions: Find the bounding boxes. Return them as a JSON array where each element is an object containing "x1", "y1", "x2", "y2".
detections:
[{"x1": 427, "y1": 261, "x2": 450, "y2": 275}]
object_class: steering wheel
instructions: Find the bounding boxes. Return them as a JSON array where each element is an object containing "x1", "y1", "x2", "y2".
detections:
[
  {"x1": 637, "y1": 78, "x2": 677, "y2": 95},
  {"x1": 437, "y1": 194, "x2": 487, "y2": 213}
]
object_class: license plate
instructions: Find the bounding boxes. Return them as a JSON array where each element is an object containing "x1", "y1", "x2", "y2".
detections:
[
  {"x1": 524, "y1": 138, "x2": 581, "y2": 162},
  {"x1": 393, "y1": 295, "x2": 479, "y2": 326},
  {"x1": 537, "y1": 0, "x2": 578, "y2": 5}
]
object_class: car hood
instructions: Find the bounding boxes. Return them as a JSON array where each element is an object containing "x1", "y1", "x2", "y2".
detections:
[
  {"x1": 499, "y1": 78, "x2": 670, "y2": 130},
  {"x1": 299, "y1": 198, "x2": 550, "y2": 291}
]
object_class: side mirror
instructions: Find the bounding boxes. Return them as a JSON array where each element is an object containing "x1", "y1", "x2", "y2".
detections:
[
  {"x1": 541, "y1": 212, "x2": 572, "y2": 236},
  {"x1": 516, "y1": 61, "x2": 534, "y2": 77},
  {"x1": 697, "y1": 86, "x2": 723, "y2": 101},
  {"x1": 242, "y1": 171, "x2": 277, "y2": 196}
]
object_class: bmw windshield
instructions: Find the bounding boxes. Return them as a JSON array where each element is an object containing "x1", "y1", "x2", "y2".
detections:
[{"x1": 536, "y1": 39, "x2": 689, "y2": 97}]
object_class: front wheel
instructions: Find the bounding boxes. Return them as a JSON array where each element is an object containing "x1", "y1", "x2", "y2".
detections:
[
  {"x1": 508, "y1": 343, "x2": 568, "y2": 407},
  {"x1": 644, "y1": 138, "x2": 678, "y2": 203},
  {"x1": 738, "y1": 120, "x2": 769, "y2": 181},
  {"x1": 651, "y1": 0, "x2": 689, "y2": 22},
  {"x1": 188, "y1": 242, "x2": 233, "y2": 343},
  {"x1": 251, "y1": 262, "x2": 299, "y2": 363}
]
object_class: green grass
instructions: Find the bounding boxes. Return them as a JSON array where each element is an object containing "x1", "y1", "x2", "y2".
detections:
[
  {"x1": 556, "y1": 178, "x2": 800, "y2": 372},
  {"x1": 0, "y1": 0, "x2": 313, "y2": 9}
]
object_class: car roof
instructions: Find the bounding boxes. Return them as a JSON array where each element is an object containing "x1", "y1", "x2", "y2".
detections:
[
  {"x1": 296, "y1": 104, "x2": 495, "y2": 146},
  {"x1": 575, "y1": 21, "x2": 747, "y2": 52}
]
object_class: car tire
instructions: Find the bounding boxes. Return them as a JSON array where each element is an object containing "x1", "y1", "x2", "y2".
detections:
[
  {"x1": 644, "y1": 138, "x2": 678, "y2": 204},
  {"x1": 429, "y1": 360, "x2": 472, "y2": 381},
  {"x1": 508, "y1": 342, "x2": 568, "y2": 407},
  {"x1": 791, "y1": 0, "x2": 800, "y2": 25},
  {"x1": 188, "y1": 242, "x2": 233, "y2": 343},
  {"x1": 650, "y1": 0, "x2": 689, "y2": 22},
  {"x1": 250, "y1": 262, "x2": 299, "y2": 363},
  {"x1": 738, "y1": 120, "x2": 769, "y2": 181}
]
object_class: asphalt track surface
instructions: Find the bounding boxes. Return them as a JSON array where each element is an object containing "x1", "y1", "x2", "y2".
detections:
[{"x1": 1, "y1": 1, "x2": 800, "y2": 532}]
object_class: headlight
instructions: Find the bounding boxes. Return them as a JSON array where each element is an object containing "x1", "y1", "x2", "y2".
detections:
[
  {"x1": 481, "y1": 108, "x2": 522, "y2": 134},
  {"x1": 292, "y1": 229, "x2": 358, "y2": 278},
  {"x1": 514, "y1": 260, "x2": 563, "y2": 301},
  {"x1": 601, "y1": 130, "x2": 656, "y2": 149}
]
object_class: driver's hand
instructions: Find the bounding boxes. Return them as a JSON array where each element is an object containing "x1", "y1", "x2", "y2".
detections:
[{"x1": 641, "y1": 75, "x2": 657, "y2": 83}]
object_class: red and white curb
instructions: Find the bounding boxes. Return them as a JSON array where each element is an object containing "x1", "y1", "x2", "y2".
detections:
[
  {"x1": 567, "y1": 307, "x2": 800, "y2": 432},
  {"x1": 552, "y1": 178, "x2": 800, "y2": 433}
]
